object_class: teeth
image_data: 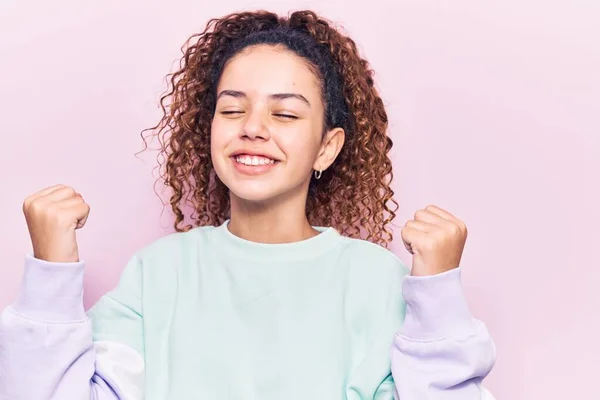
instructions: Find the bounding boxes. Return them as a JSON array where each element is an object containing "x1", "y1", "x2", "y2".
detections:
[{"x1": 235, "y1": 155, "x2": 276, "y2": 166}]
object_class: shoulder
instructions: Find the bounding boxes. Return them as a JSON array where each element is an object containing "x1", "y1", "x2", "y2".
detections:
[
  {"x1": 332, "y1": 235, "x2": 410, "y2": 308},
  {"x1": 134, "y1": 225, "x2": 214, "y2": 259},
  {"x1": 110, "y1": 226, "x2": 217, "y2": 294},
  {"x1": 127, "y1": 225, "x2": 216, "y2": 276},
  {"x1": 336, "y1": 235, "x2": 410, "y2": 281}
]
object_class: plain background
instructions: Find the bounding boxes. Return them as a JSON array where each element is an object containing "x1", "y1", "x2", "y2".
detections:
[{"x1": 1, "y1": 0, "x2": 598, "y2": 398}]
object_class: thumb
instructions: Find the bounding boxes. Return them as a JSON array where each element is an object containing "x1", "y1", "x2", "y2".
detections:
[
  {"x1": 401, "y1": 225, "x2": 427, "y2": 255},
  {"x1": 60, "y1": 198, "x2": 90, "y2": 230}
]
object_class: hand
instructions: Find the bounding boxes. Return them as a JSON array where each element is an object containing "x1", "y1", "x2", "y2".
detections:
[
  {"x1": 22, "y1": 184, "x2": 90, "y2": 263},
  {"x1": 401, "y1": 205, "x2": 468, "y2": 276}
]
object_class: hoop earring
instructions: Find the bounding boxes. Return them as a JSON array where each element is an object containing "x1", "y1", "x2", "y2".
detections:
[{"x1": 314, "y1": 169, "x2": 322, "y2": 180}]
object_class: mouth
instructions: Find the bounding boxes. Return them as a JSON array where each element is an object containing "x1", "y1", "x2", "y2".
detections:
[
  {"x1": 232, "y1": 154, "x2": 279, "y2": 166},
  {"x1": 230, "y1": 153, "x2": 281, "y2": 175}
]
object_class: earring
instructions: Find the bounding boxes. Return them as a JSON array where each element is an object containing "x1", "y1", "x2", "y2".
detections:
[{"x1": 314, "y1": 169, "x2": 322, "y2": 179}]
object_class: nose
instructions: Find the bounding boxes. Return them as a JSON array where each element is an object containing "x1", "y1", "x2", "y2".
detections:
[{"x1": 241, "y1": 109, "x2": 270, "y2": 141}]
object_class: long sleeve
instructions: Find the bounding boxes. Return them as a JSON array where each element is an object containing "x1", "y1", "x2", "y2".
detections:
[
  {"x1": 0, "y1": 255, "x2": 145, "y2": 400},
  {"x1": 391, "y1": 268, "x2": 497, "y2": 399}
]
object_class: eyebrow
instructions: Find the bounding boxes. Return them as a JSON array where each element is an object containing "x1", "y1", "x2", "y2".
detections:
[{"x1": 216, "y1": 90, "x2": 311, "y2": 107}]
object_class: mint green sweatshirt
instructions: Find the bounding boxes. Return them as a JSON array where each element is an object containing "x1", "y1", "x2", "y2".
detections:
[{"x1": 0, "y1": 221, "x2": 496, "y2": 399}]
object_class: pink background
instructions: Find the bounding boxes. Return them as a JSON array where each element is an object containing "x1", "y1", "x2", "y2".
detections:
[{"x1": 1, "y1": 0, "x2": 598, "y2": 398}]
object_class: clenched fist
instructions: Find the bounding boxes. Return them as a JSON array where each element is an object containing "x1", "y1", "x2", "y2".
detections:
[
  {"x1": 401, "y1": 205, "x2": 468, "y2": 276},
  {"x1": 22, "y1": 184, "x2": 90, "y2": 263}
]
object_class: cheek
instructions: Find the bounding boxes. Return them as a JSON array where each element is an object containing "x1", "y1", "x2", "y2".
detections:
[
  {"x1": 209, "y1": 122, "x2": 230, "y2": 184},
  {"x1": 210, "y1": 118, "x2": 221, "y2": 144},
  {"x1": 209, "y1": 122, "x2": 218, "y2": 158},
  {"x1": 210, "y1": 119, "x2": 231, "y2": 154},
  {"x1": 278, "y1": 127, "x2": 321, "y2": 167},
  {"x1": 210, "y1": 120, "x2": 229, "y2": 176}
]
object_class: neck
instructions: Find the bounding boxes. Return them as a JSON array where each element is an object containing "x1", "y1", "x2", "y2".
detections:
[{"x1": 228, "y1": 189, "x2": 318, "y2": 244}]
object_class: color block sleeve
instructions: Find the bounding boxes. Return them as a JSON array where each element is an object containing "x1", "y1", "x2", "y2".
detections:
[
  {"x1": 391, "y1": 268, "x2": 497, "y2": 399},
  {"x1": 0, "y1": 254, "x2": 145, "y2": 400},
  {"x1": 344, "y1": 253, "x2": 496, "y2": 400}
]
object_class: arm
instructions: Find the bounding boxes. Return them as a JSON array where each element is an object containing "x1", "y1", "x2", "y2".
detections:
[
  {"x1": 0, "y1": 255, "x2": 144, "y2": 400},
  {"x1": 391, "y1": 268, "x2": 496, "y2": 399},
  {"x1": 344, "y1": 264, "x2": 495, "y2": 400}
]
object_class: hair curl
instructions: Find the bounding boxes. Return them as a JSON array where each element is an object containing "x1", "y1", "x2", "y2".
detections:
[{"x1": 142, "y1": 10, "x2": 398, "y2": 247}]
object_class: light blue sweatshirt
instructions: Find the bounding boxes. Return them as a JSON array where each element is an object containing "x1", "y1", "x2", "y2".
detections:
[{"x1": 0, "y1": 221, "x2": 496, "y2": 399}]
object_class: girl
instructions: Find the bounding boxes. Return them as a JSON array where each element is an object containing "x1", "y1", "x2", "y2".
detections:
[{"x1": 0, "y1": 10, "x2": 496, "y2": 400}]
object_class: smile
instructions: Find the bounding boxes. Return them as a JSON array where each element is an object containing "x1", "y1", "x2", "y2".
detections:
[
  {"x1": 234, "y1": 155, "x2": 277, "y2": 166},
  {"x1": 230, "y1": 154, "x2": 280, "y2": 176}
]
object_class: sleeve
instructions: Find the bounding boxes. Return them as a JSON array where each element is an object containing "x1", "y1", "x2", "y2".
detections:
[
  {"x1": 0, "y1": 254, "x2": 145, "y2": 400},
  {"x1": 391, "y1": 268, "x2": 497, "y2": 399}
]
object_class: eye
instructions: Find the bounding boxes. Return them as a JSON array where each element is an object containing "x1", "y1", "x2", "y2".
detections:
[
  {"x1": 273, "y1": 113, "x2": 298, "y2": 120},
  {"x1": 221, "y1": 111, "x2": 244, "y2": 116},
  {"x1": 220, "y1": 110, "x2": 245, "y2": 119}
]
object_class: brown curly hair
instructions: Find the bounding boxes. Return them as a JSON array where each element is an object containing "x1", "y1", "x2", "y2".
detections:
[{"x1": 141, "y1": 9, "x2": 398, "y2": 247}]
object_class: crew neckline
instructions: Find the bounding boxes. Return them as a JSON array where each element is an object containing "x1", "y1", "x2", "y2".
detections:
[{"x1": 210, "y1": 219, "x2": 343, "y2": 263}]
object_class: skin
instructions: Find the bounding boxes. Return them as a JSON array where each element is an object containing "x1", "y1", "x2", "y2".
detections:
[
  {"x1": 23, "y1": 184, "x2": 89, "y2": 264},
  {"x1": 210, "y1": 45, "x2": 344, "y2": 244},
  {"x1": 401, "y1": 205, "x2": 468, "y2": 276},
  {"x1": 23, "y1": 45, "x2": 468, "y2": 277}
]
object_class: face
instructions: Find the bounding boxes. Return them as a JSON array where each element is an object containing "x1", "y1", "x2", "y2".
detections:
[{"x1": 210, "y1": 44, "x2": 344, "y2": 205}]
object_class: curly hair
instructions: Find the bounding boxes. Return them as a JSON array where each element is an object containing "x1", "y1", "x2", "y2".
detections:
[{"x1": 142, "y1": 9, "x2": 398, "y2": 247}]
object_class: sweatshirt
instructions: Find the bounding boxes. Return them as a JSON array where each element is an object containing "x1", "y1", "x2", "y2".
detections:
[{"x1": 0, "y1": 220, "x2": 496, "y2": 399}]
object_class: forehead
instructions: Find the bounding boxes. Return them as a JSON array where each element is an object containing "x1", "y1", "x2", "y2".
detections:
[{"x1": 217, "y1": 45, "x2": 321, "y2": 99}]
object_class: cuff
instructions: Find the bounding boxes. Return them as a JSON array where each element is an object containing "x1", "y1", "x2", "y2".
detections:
[
  {"x1": 12, "y1": 254, "x2": 87, "y2": 321},
  {"x1": 400, "y1": 267, "x2": 475, "y2": 340}
]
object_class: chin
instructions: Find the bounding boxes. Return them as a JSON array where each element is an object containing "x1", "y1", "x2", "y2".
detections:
[{"x1": 227, "y1": 181, "x2": 283, "y2": 204}]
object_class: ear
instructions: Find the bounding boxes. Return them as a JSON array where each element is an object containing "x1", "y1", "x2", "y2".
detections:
[{"x1": 313, "y1": 127, "x2": 345, "y2": 172}]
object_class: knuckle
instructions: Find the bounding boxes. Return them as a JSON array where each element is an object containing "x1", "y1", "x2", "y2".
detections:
[
  {"x1": 401, "y1": 227, "x2": 411, "y2": 239},
  {"x1": 22, "y1": 198, "x2": 31, "y2": 213},
  {"x1": 449, "y1": 223, "x2": 461, "y2": 235},
  {"x1": 29, "y1": 199, "x2": 44, "y2": 214}
]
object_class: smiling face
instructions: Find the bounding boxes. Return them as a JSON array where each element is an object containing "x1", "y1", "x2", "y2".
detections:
[{"x1": 210, "y1": 44, "x2": 344, "y2": 205}]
